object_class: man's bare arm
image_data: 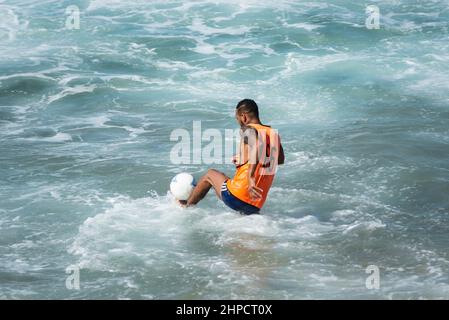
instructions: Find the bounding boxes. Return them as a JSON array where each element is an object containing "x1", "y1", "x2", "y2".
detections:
[{"x1": 278, "y1": 142, "x2": 285, "y2": 165}]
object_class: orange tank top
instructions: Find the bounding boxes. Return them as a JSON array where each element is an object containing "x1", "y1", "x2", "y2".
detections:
[{"x1": 226, "y1": 123, "x2": 280, "y2": 209}]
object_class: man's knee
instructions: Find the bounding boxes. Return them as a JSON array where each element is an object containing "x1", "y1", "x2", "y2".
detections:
[
  {"x1": 206, "y1": 169, "x2": 225, "y2": 186},
  {"x1": 207, "y1": 169, "x2": 218, "y2": 176}
]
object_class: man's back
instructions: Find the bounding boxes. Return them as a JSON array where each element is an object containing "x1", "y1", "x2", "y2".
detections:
[{"x1": 227, "y1": 123, "x2": 281, "y2": 209}]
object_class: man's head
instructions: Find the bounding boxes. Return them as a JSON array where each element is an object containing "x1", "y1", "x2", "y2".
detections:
[{"x1": 235, "y1": 99, "x2": 260, "y2": 127}]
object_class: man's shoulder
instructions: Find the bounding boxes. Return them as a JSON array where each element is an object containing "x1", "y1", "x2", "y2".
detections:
[{"x1": 240, "y1": 125, "x2": 258, "y2": 136}]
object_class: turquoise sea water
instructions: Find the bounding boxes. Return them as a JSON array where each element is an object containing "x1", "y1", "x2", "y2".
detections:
[{"x1": 1, "y1": 0, "x2": 449, "y2": 299}]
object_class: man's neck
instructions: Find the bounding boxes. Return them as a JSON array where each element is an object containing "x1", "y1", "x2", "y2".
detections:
[{"x1": 247, "y1": 119, "x2": 261, "y2": 125}]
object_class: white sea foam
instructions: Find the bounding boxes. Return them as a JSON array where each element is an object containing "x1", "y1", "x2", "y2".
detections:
[
  {"x1": 69, "y1": 192, "x2": 339, "y2": 271},
  {"x1": 283, "y1": 52, "x2": 352, "y2": 76},
  {"x1": 47, "y1": 84, "x2": 97, "y2": 104},
  {"x1": 69, "y1": 194, "x2": 192, "y2": 270},
  {"x1": 341, "y1": 220, "x2": 386, "y2": 235},
  {"x1": 283, "y1": 22, "x2": 322, "y2": 31},
  {"x1": 0, "y1": 73, "x2": 54, "y2": 82},
  {"x1": 286, "y1": 151, "x2": 354, "y2": 169},
  {"x1": 155, "y1": 60, "x2": 198, "y2": 71},
  {"x1": 0, "y1": 5, "x2": 21, "y2": 41},
  {"x1": 41, "y1": 132, "x2": 72, "y2": 142},
  {"x1": 189, "y1": 18, "x2": 250, "y2": 36}
]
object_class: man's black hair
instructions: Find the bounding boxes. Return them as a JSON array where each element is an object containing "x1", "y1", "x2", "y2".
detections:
[{"x1": 236, "y1": 99, "x2": 259, "y2": 119}]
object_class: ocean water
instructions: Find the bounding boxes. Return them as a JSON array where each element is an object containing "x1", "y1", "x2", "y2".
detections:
[{"x1": 1, "y1": 0, "x2": 449, "y2": 299}]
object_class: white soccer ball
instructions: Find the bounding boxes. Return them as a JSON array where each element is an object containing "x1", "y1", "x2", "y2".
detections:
[{"x1": 170, "y1": 173, "x2": 196, "y2": 200}]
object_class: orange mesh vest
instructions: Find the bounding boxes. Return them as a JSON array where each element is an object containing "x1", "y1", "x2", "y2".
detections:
[{"x1": 226, "y1": 123, "x2": 280, "y2": 209}]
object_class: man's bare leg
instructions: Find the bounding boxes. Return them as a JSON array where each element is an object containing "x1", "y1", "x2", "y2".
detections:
[{"x1": 180, "y1": 169, "x2": 228, "y2": 206}]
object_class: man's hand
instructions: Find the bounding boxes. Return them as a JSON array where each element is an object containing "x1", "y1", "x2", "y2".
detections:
[
  {"x1": 248, "y1": 176, "x2": 263, "y2": 200},
  {"x1": 232, "y1": 154, "x2": 240, "y2": 166}
]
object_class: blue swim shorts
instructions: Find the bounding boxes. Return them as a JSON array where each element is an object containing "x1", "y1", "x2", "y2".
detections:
[{"x1": 220, "y1": 181, "x2": 260, "y2": 215}]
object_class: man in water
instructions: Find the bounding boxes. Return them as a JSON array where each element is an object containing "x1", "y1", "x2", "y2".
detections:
[{"x1": 179, "y1": 99, "x2": 285, "y2": 214}]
